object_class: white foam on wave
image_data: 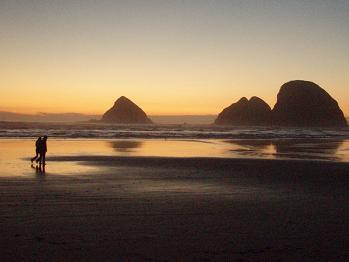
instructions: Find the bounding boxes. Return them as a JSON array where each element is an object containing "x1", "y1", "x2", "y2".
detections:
[{"x1": 0, "y1": 123, "x2": 348, "y2": 139}]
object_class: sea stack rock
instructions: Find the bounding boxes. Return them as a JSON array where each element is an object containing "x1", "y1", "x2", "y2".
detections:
[
  {"x1": 272, "y1": 80, "x2": 347, "y2": 127},
  {"x1": 101, "y1": 96, "x2": 152, "y2": 124},
  {"x1": 215, "y1": 96, "x2": 272, "y2": 126}
]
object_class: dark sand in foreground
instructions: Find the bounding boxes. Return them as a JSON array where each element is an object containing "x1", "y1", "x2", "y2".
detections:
[{"x1": 1, "y1": 156, "x2": 349, "y2": 261}]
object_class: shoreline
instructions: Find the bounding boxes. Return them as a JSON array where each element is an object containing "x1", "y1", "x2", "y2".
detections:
[{"x1": 2, "y1": 138, "x2": 349, "y2": 167}]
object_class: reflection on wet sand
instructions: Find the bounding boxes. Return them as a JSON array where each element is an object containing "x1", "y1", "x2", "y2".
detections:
[
  {"x1": 108, "y1": 139, "x2": 229, "y2": 158},
  {"x1": 227, "y1": 140, "x2": 274, "y2": 159},
  {"x1": 109, "y1": 140, "x2": 143, "y2": 153},
  {"x1": 0, "y1": 138, "x2": 348, "y2": 179},
  {"x1": 232, "y1": 140, "x2": 273, "y2": 149},
  {"x1": 31, "y1": 163, "x2": 46, "y2": 176},
  {"x1": 228, "y1": 139, "x2": 344, "y2": 161},
  {"x1": 274, "y1": 139, "x2": 344, "y2": 161}
]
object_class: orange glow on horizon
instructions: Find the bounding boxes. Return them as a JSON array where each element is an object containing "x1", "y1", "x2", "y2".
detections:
[{"x1": 1, "y1": 1, "x2": 348, "y2": 116}]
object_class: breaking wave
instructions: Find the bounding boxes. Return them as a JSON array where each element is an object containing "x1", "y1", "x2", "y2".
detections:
[{"x1": 0, "y1": 122, "x2": 348, "y2": 139}]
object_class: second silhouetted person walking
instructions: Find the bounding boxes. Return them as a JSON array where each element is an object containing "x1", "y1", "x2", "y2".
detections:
[{"x1": 40, "y1": 136, "x2": 48, "y2": 167}]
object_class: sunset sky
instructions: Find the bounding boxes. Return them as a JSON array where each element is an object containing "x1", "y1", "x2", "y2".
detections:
[{"x1": 1, "y1": 0, "x2": 348, "y2": 115}]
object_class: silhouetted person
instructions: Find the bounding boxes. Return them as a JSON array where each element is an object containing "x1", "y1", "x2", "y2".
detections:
[
  {"x1": 31, "y1": 137, "x2": 42, "y2": 163},
  {"x1": 40, "y1": 136, "x2": 48, "y2": 170}
]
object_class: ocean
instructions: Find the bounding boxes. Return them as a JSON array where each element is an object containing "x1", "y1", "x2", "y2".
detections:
[
  {"x1": 1, "y1": 122, "x2": 349, "y2": 164},
  {"x1": 0, "y1": 122, "x2": 348, "y2": 139}
]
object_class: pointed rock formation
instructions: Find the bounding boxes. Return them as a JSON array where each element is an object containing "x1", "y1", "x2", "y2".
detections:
[
  {"x1": 101, "y1": 96, "x2": 152, "y2": 124},
  {"x1": 272, "y1": 80, "x2": 347, "y2": 127},
  {"x1": 215, "y1": 96, "x2": 272, "y2": 126}
]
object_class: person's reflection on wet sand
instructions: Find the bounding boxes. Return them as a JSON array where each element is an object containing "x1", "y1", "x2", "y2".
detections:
[{"x1": 31, "y1": 163, "x2": 45, "y2": 174}]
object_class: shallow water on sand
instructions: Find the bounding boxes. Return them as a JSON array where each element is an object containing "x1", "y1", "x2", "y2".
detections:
[{"x1": 0, "y1": 138, "x2": 349, "y2": 177}]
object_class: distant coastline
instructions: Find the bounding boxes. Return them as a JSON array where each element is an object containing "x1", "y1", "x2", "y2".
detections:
[
  {"x1": 0, "y1": 111, "x2": 347, "y2": 125},
  {"x1": 0, "y1": 111, "x2": 216, "y2": 125}
]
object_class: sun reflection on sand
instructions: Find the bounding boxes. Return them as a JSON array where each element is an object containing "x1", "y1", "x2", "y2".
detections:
[{"x1": 0, "y1": 139, "x2": 99, "y2": 177}]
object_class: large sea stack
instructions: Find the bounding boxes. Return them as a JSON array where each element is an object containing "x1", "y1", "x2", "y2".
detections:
[
  {"x1": 272, "y1": 80, "x2": 347, "y2": 127},
  {"x1": 101, "y1": 96, "x2": 152, "y2": 124},
  {"x1": 215, "y1": 96, "x2": 272, "y2": 126}
]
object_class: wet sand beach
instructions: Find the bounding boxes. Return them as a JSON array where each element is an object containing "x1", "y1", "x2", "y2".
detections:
[{"x1": 0, "y1": 139, "x2": 349, "y2": 261}]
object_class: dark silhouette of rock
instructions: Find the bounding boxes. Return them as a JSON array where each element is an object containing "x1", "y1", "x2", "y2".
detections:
[
  {"x1": 215, "y1": 96, "x2": 272, "y2": 126},
  {"x1": 101, "y1": 96, "x2": 152, "y2": 124},
  {"x1": 272, "y1": 80, "x2": 347, "y2": 127}
]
